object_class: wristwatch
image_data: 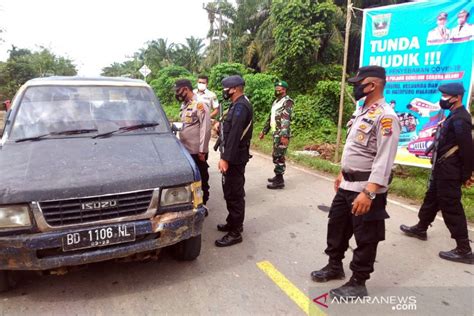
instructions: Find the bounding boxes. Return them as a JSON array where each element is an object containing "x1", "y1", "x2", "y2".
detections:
[{"x1": 363, "y1": 189, "x2": 376, "y2": 200}]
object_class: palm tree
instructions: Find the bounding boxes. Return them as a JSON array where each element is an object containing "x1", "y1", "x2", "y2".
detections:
[{"x1": 174, "y1": 37, "x2": 205, "y2": 73}]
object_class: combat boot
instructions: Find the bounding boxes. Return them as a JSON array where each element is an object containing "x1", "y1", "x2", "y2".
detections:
[
  {"x1": 400, "y1": 223, "x2": 428, "y2": 240},
  {"x1": 330, "y1": 277, "x2": 368, "y2": 299},
  {"x1": 439, "y1": 239, "x2": 474, "y2": 264},
  {"x1": 267, "y1": 175, "x2": 277, "y2": 182},
  {"x1": 215, "y1": 231, "x2": 243, "y2": 247},
  {"x1": 311, "y1": 263, "x2": 345, "y2": 282},
  {"x1": 267, "y1": 174, "x2": 284, "y2": 189}
]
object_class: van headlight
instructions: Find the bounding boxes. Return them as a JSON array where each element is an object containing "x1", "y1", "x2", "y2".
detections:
[
  {"x1": 0, "y1": 205, "x2": 32, "y2": 228},
  {"x1": 160, "y1": 185, "x2": 193, "y2": 207}
]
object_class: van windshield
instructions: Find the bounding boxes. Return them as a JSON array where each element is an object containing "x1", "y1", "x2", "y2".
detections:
[{"x1": 10, "y1": 85, "x2": 167, "y2": 140}]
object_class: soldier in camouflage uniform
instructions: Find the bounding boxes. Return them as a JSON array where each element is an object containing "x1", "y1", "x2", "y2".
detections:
[{"x1": 259, "y1": 80, "x2": 293, "y2": 189}]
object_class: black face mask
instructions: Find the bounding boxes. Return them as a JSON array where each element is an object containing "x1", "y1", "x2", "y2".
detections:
[
  {"x1": 439, "y1": 97, "x2": 455, "y2": 110},
  {"x1": 223, "y1": 89, "x2": 233, "y2": 100},
  {"x1": 353, "y1": 82, "x2": 372, "y2": 101},
  {"x1": 175, "y1": 89, "x2": 187, "y2": 102},
  {"x1": 275, "y1": 90, "x2": 283, "y2": 98}
]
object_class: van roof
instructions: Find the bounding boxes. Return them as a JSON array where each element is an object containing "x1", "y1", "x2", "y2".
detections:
[{"x1": 24, "y1": 76, "x2": 149, "y2": 87}]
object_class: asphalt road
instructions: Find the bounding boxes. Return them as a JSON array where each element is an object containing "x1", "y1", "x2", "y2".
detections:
[{"x1": 1, "y1": 149, "x2": 473, "y2": 316}]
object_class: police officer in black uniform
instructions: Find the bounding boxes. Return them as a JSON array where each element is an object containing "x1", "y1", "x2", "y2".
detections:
[
  {"x1": 215, "y1": 75, "x2": 253, "y2": 247},
  {"x1": 401, "y1": 82, "x2": 473, "y2": 265}
]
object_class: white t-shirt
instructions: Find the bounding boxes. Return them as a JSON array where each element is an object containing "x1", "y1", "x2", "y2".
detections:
[{"x1": 193, "y1": 89, "x2": 220, "y2": 110}]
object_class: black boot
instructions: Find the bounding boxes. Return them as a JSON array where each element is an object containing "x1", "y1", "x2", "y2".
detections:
[
  {"x1": 329, "y1": 277, "x2": 368, "y2": 299},
  {"x1": 311, "y1": 263, "x2": 345, "y2": 282},
  {"x1": 267, "y1": 174, "x2": 284, "y2": 189},
  {"x1": 267, "y1": 175, "x2": 277, "y2": 182},
  {"x1": 439, "y1": 239, "x2": 474, "y2": 264},
  {"x1": 215, "y1": 231, "x2": 243, "y2": 247},
  {"x1": 217, "y1": 224, "x2": 243, "y2": 233},
  {"x1": 400, "y1": 224, "x2": 428, "y2": 240}
]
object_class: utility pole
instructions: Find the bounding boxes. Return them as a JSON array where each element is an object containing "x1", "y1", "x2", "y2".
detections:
[
  {"x1": 334, "y1": 0, "x2": 353, "y2": 163},
  {"x1": 218, "y1": 5, "x2": 222, "y2": 64}
]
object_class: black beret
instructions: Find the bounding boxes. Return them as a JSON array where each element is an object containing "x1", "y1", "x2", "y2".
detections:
[
  {"x1": 438, "y1": 82, "x2": 465, "y2": 96},
  {"x1": 348, "y1": 65, "x2": 386, "y2": 83},
  {"x1": 222, "y1": 75, "x2": 245, "y2": 89},
  {"x1": 174, "y1": 79, "x2": 192, "y2": 90}
]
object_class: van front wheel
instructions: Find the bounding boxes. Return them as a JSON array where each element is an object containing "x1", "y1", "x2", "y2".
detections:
[{"x1": 171, "y1": 235, "x2": 202, "y2": 261}]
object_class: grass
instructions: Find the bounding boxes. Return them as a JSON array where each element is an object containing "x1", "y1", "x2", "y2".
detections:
[{"x1": 251, "y1": 122, "x2": 474, "y2": 221}]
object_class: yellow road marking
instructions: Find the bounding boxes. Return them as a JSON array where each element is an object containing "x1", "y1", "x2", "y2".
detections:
[{"x1": 257, "y1": 261, "x2": 326, "y2": 316}]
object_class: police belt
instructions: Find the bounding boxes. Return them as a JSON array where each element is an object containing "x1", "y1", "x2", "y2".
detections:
[{"x1": 342, "y1": 171, "x2": 371, "y2": 182}]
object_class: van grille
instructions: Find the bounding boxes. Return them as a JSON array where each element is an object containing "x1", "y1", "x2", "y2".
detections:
[{"x1": 39, "y1": 190, "x2": 154, "y2": 226}]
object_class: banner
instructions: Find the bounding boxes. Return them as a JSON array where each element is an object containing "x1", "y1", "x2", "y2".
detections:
[{"x1": 360, "y1": 0, "x2": 473, "y2": 168}]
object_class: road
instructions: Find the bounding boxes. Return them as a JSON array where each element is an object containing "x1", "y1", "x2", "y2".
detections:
[{"x1": 1, "y1": 148, "x2": 473, "y2": 316}]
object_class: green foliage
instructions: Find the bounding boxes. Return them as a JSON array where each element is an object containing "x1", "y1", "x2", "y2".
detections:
[
  {"x1": 311, "y1": 80, "x2": 354, "y2": 125},
  {"x1": 291, "y1": 94, "x2": 339, "y2": 143},
  {"x1": 0, "y1": 46, "x2": 77, "y2": 99},
  {"x1": 149, "y1": 65, "x2": 195, "y2": 106},
  {"x1": 208, "y1": 62, "x2": 250, "y2": 92},
  {"x1": 243, "y1": 73, "x2": 277, "y2": 120},
  {"x1": 270, "y1": 0, "x2": 340, "y2": 92}
]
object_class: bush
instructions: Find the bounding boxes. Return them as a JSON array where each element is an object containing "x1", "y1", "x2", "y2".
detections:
[
  {"x1": 243, "y1": 73, "x2": 278, "y2": 121},
  {"x1": 208, "y1": 63, "x2": 250, "y2": 93},
  {"x1": 150, "y1": 65, "x2": 195, "y2": 106},
  {"x1": 311, "y1": 80, "x2": 354, "y2": 125},
  {"x1": 291, "y1": 94, "x2": 339, "y2": 143}
]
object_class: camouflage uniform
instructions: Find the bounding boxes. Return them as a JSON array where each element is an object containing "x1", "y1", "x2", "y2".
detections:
[{"x1": 262, "y1": 95, "x2": 294, "y2": 175}]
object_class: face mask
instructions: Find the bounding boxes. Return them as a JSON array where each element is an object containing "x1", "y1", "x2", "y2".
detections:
[
  {"x1": 197, "y1": 83, "x2": 207, "y2": 92},
  {"x1": 175, "y1": 89, "x2": 187, "y2": 102},
  {"x1": 353, "y1": 82, "x2": 372, "y2": 101},
  {"x1": 275, "y1": 90, "x2": 282, "y2": 98},
  {"x1": 439, "y1": 96, "x2": 455, "y2": 110},
  {"x1": 223, "y1": 88, "x2": 233, "y2": 100}
]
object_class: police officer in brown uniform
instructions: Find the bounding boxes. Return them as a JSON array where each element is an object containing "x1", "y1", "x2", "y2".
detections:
[
  {"x1": 401, "y1": 82, "x2": 473, "y2": 265},
  {"x1": 174, "y1": 79, "x2": 212, "y2": 211},
  {"x1": 311, "y1": 66, "x2": 400, "y2": 298}
]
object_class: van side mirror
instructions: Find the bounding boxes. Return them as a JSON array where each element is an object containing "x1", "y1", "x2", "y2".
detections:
[{"x1": 171, "y1": 122, "x2": 183, "y2": 134}]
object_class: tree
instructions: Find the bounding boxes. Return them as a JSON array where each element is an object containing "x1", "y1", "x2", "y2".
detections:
[
  {"x1": 173, "y1": 37, "x2": 205, "y2": 73},
  {"x1": 270, "y1": 0, "x2": 340, "y2": 92},
  {"x1": 0, "y1": 46, "x2": 77, "y2": 99}
]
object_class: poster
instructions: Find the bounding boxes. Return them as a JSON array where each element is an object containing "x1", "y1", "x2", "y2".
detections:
[{"x1": 360, "y1": 0, "x2": 473, "y2": 168}]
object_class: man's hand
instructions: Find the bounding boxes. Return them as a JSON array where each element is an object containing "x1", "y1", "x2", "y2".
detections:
[
  {"x1": 198, "y1": 152, "x2": 206, "y2": 162},
  {"x1": 280, "y1": 136, "x2": 289, "y2": 146},
  {"x1": 334, "y1": 172, "x2": 343, "y2": 192},
  {"x1": 259, "y1": 132, "x2": 265, "y2": 140},
  {"x1": 352, "y1": 192, "x2": 373, "y2": 216},
  {"x1": 218, "y1": 159, "x2": 229, "y2": 174}
]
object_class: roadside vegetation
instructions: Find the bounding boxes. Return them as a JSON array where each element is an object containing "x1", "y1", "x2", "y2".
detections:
[{"x1": 0, "y1": 0, "x2": 471, "y2": 219}]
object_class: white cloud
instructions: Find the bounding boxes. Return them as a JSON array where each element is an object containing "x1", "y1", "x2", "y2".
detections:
[{"x1": 0, "y1": 0, "x2": 211, "y2": 76}]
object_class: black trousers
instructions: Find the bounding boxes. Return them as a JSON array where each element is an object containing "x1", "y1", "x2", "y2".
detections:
[
  {"x1": 418, "y1": 179, "x2": 468, "y2": 240},
  {"x1": 222, "y1": 163, "x2": 246, "y2": 230},
  {"x1": 191, "y1": 154, "x2": 210, "y2": 205},
  {"x1": 325, "y1": 189, "x2": 386, "y2": 281}
]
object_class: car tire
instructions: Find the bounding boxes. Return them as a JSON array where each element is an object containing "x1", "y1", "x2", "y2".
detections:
[
  {"x1": 172, "y1": 235, "x2": 201, "y2": 261},
  {"x1": 0, "y1": 270, "x2": 14, "y2": 292}
]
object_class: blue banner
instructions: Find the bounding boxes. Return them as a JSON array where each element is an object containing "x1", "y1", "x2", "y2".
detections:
[{"x1": 360, "y1": 0, "x2": 473, "y2": 167}]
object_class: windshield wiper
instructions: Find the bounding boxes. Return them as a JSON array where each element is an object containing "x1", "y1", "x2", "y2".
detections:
[
  {"x1": 15, "y1": 128, "x2": 98, "y2": 143},
  {"x1": 92, "y1": 122, "x2": 160, "y2": 139}
]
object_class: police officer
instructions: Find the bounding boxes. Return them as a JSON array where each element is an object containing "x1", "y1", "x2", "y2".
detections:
[
  {"x1": 400, "y1": 82, "x2": 473, "y2": 265},
  {"x1": 174, "y1": 79, "x2": 212, "y2": 211},
  {"x1": 259, "y1": 80, "x2": 293, "y2": 189},
  {"x1": 311, "y1": 66, "x2": 400, "y2": 298},
  {"x1": 215, "y1": 75, "x2": 253, "y2": 247}
]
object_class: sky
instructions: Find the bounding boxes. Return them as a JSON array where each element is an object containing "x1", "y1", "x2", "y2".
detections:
[{"x1": 0, "y1": 0, "x2": 212, "y2": 76}]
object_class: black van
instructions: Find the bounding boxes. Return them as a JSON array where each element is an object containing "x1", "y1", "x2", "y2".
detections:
[{"x1": 0, "y1": 77, "x2": 206, "y2": 291}]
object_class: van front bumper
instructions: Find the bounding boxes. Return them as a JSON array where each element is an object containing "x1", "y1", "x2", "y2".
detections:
[{"x1": 0, "y1": 207, "x2": 206, "y2": 270}]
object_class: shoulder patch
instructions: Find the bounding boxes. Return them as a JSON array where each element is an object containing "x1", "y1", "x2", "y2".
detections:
[{"x1": 381, "y1": 118, "x2": 393, "y2": 136}]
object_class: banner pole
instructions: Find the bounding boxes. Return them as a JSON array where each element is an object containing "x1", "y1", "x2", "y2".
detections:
[{"x1": 334, "y1": 0, "x2": 353, "y2": 163}]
